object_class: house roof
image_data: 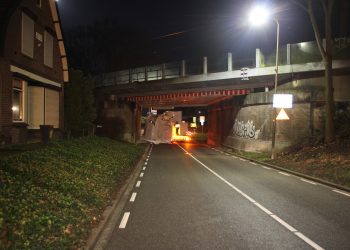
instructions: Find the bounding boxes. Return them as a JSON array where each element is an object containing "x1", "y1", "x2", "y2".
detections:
[
  {"x1": 0, "y1": 0, "x2": 69, "y2": 82},
  {"x1": 0, "y1": 0, "x2": 22, "y2": 56}
]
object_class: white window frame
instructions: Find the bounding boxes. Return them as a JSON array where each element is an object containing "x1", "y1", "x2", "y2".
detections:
[
  {"x1": 21, "y1": 12, "x2": 34, "y2": 58},
  {"x1": 12, "y1": 79, "x2": 28, "y2": 123}
]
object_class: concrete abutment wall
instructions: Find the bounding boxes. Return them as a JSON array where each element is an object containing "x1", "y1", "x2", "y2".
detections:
[{"x1": 208, "y1": 75, "x2": 350, "y2": 153}]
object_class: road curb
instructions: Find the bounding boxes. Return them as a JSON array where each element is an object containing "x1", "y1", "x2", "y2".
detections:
[
  {"x1": 85, "y1": 143, "x2": 151, "y2": 250},
  {"x1": 219, "y1": 146, "x2": 350, "y2": 193}
]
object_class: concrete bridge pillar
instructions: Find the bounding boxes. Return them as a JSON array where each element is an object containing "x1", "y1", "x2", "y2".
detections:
[
  {"x1": 228, "y1": 52, "x2": 233, "y2": 71},
  {"x1": 203, "y1": 56, "x2": 208, "y2": 74},
  {"x1": 132, "y1": 102, "x2": 142, "y2": 143},
  {"x1": 181, "y1": 60, "x2": 186, "y2": 77},
  {"x1": 286, "y1": 44, "x2": 291, "y2": 65},
  {"x1": 256, "y1": 48, "x2": 262, "y2": 68}
]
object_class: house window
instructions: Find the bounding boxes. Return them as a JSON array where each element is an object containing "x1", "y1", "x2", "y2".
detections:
[
  {"x1": 12, "y1": 79, "x2": 24, "y2": 121},
  {"x1": 44, "y1": 31, "x2": 53, "y2": 67},
  {"x1": 21, "y1": 12, "x2": 34, "y2": 58}
]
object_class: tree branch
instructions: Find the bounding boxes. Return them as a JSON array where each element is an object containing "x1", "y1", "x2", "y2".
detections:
[
  {"x1": 307, "y1": 0, "x2": 327, "y2": 59},
  {"x1": 320, "y1": 0, "x2": 327, "y2": 16},
  {"x1": 290, "y1": 0, "x2": 309, "y2": 12}
]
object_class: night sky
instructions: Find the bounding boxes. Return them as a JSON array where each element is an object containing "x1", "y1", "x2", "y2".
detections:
[{"x1": 56, "y1": 0, "x2": 349, "y2": 72}]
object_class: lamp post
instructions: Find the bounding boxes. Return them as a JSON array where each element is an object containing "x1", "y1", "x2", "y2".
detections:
[{"x1": 249, "y1": 6, "x2": 280, "y2": 159}]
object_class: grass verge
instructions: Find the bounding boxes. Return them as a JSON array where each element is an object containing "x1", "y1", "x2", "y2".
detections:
[{"x1": 0, "y1": 136, "x2": 146, "y2": 249}]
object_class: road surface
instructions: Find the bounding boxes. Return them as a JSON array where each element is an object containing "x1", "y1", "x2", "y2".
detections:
[{"x1": 106, "y1": 143, "x2": 350, "y2": 250}]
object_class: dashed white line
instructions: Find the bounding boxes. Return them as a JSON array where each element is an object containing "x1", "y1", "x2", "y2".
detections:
[
  {"x1": 225, "y1": 153, "x2": 230, "y2": 156},
  {"x1": 136, "y1": 181, "x2": 141, "y2": 187},
  {"x1": 262, "y1": 166, "x2": 271, "y2": 170},
  {"x1": 232, "y1": 156, "x2": 237, "y2": 159},
  {"x1": 251, "y1": 162, "x2": 258, "y2": 165},
  {"x1": 119, "y1": 212, "x2": 130, "y2": 229},
  {"x1": 144, "y1": 162, "x2": 148, "y2": 165},
  {"x1": 176, "y1": 144, "x2": 324, "y2": 250},
  {"x1": 130, "y1": 192, "x2": 137, "y2": 202},
  {"x1": 240, "y1": 159, "x2": 247, "y2": 162},
  {"x1": 295, "y1": 232, "x2": 324, "y2": 250},
  {"x1": 140, "y1": 172, "x2": 144, "y2": 178},
  {"x1": 143, "y1": 167, "x2": 146, "y2": 170},
  {"x1": 333, "y1": 189, "x2": 350, "y2": 197},
  {"x1": 278, "y1": 171, "x2": 290, "y2": 176},
  {"x1": 300, "y1": 178, "x2": 317, "y2": 185}
]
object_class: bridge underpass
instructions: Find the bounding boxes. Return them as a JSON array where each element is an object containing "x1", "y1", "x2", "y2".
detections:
[{"x1": 95, "y1": 39, "x2": 350, "y2": 149}]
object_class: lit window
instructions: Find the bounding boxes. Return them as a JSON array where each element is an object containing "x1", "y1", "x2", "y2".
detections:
[
  {"x1": 44, "y1": 31, "x2": 53, "y2": 67},
  {"x1": 21, "y1": 13, "x2": 34, "y2": 58},
  {"x1": 12, "y1": 79, "x2": 24, "y2": 121}
]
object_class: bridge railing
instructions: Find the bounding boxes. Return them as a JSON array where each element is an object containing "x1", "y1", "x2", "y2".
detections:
[{"x1": 96, "y1": 38, "x2": 350, "y2": 87}]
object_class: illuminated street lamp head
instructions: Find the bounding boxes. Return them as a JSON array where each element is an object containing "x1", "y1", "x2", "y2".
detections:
[{"x1": 249, "y1": 6, "x2": 270, "y2": 26}]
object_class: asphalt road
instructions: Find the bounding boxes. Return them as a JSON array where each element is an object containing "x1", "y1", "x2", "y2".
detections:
[{"x1": 106, "y1": 143, "x2": 350, "y2": 250}]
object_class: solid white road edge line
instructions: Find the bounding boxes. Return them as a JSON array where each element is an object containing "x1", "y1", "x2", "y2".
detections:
[
  {"x1": 176, "y1": 144, "x2": 324, "y2": 250},
  {"x1": 119, "y1": 212, "x2": 130, "y2": 229},
  {"x1": 279, "y1": 171, "x2": 290, "y2": 176},
  {"x1": 136, "y1": 181, "x2": 141, "y2": 187},
  {"x1": 130, "y1": 192, "x2": 137, "y2": 202},
  {"x1": 333, "y1": 189, "x2": 350, "y2": 197},
  {"x1": 300, "y1": 178, "x2": 317, "y2": 185}
]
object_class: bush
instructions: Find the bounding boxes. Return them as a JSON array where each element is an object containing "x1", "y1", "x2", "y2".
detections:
[{"x1": 0, "y1": 136, "x2": 145, "y2": 249}]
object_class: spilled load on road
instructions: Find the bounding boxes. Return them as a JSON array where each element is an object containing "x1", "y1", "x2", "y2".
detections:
[{"x1": 143, "y1": 111, "x2": 190, "y2": 144}]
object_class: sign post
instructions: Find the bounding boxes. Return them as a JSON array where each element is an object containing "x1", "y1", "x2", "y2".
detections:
[
  {"x1": 199, "y1": 116, "x2": 205, "y2": 133},
  {"x1": 272, "y1": 94, "x2": 293, "y2": 159}
]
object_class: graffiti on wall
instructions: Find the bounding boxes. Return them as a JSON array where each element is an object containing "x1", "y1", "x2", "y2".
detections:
[
  {"x1": 233, "y1": 119, "x2": 260, "y2": 139},
  {"x1": 334, "y1": 37, "x2": 350, "y2": 50}
]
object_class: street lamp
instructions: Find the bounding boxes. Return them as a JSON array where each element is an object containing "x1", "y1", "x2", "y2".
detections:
[{"x1": 249, "y1": 6, "x2": 280, "y2": 159}]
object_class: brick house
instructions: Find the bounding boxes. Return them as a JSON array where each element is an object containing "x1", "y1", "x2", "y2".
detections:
[{"x1": 0, "y1": 0, "x2": 68, "y2": 144}]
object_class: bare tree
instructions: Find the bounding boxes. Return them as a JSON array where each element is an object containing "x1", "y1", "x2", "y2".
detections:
[{"x1": 291, "y1": 0, "x2": 335, "y2": 143}]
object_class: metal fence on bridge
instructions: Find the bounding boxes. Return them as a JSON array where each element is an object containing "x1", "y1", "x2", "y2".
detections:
[{"x1": 96, "y1": 38, "x2": 350, "y2": 87}]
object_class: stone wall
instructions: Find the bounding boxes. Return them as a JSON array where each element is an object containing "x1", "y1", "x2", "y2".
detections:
[{"x1": 210, "y1": 74, "x2": 350, "y2": 153}]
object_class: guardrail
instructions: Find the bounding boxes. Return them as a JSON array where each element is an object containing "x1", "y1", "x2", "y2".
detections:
[{"x1": 96, "y1": 38, "x2": 350, "y2": 87}]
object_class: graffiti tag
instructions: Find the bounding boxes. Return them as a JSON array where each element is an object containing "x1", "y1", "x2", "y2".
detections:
[
  {"x1": 334, "y1": 37, "x2": 350, "y2": 50},
  {"x1": 233, "y1": 119, "x2": 260, "y2": 139}
]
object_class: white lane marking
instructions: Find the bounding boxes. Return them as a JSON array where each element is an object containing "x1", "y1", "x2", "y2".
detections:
[
  {"x1": 240, "y1": 159, "x2": 247, "y2": 162},
  {"x1": 136, "y1": 181, "x2": 141, "y2": 187},
  {"x1": 130, "y1": 192, "x2": 137, "y2": 202},
  {"x1": 300, "y1": 178, "x2": 317, "y2": 185},
  {"x1": 232, "y1": 156, "x2": 237, "y2": 159},
  {"x1": 176, "y1": 144, "x2": 324, "y2": 250},
  {"x1": 146, "y1": 159, "x2": 149, "y2": 162},
  {"x1": 140, "y1": 172, "x2": 144, "y2": 178},
  {"x1": 271, "y1": 215, "x2": 297, "y2": 232},
  {"x1": 225, "y1": 153, "x2": 230, "y2": 156},
  {"x1": 262, "y1": 166, "x2": 271, "y2": 170},
  {"x1": 295, "y1": 232, "x2": 324, "y2": 250},
  {"x1": 251, "y1": 162, "x2": 258, "y2": 165},
  {"x1": 144, "y1": 162, "x2": 148, "y2": 166},
  {"x1": 119, "y1": 212, "x2": 130, "y2": 229},
  {"x1": 333, "y1": 189, "x2": 350, "y2": 197},
  {"x1": 211, "y1": 148, "x2": 215, "y2": 150},
  {"x1": 254, "y1": 202, "x2": 273, "y2": 215},
  {"x1": 143, "y1": 167, "x2": 146, "y2": 170},
  {"x1": 279, "y1": 172, "x2": 290, "y2": 176}
]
